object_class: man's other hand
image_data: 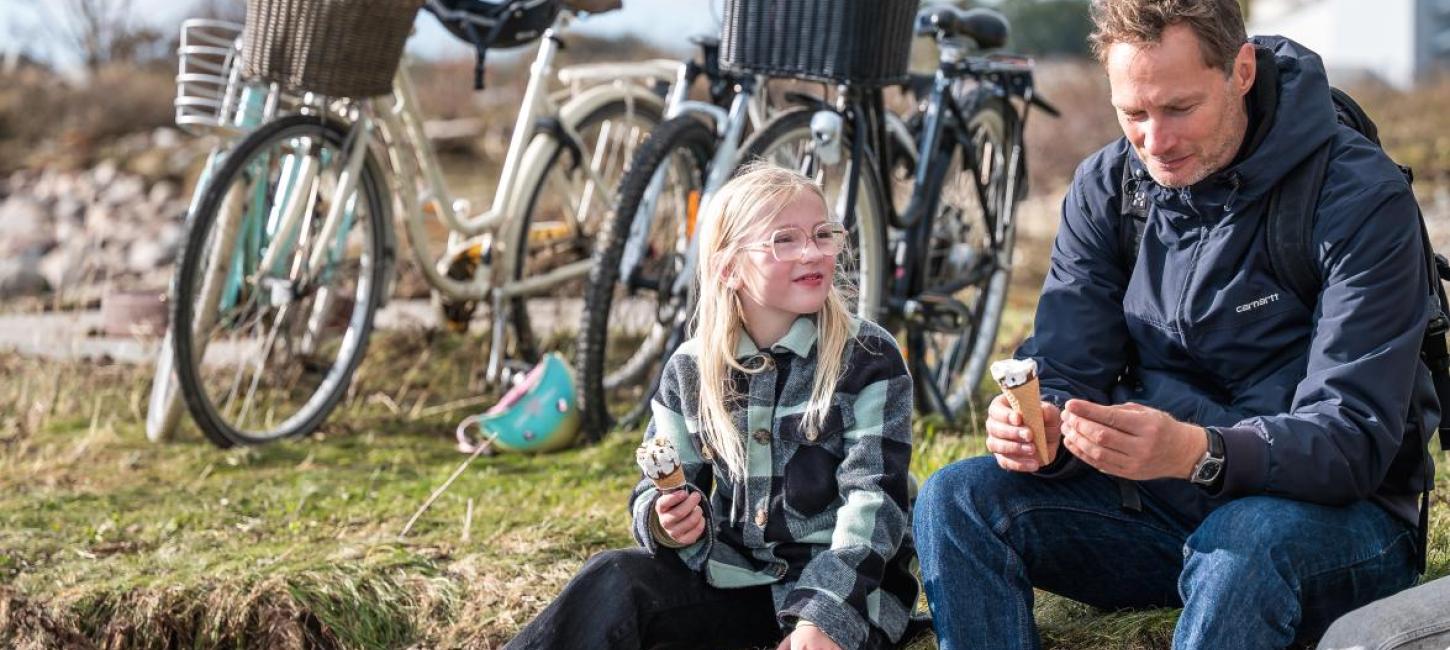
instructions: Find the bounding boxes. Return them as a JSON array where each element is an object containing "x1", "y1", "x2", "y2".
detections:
[
  {"x1": 986, "y1": 392, "x2": 1063, "y2": 473},
  {"x1": 1060, "y1": 400, "x2": 1208, "y2": 481}
]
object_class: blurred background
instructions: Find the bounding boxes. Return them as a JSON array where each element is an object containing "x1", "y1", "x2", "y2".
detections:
[{"x1": 0, "y1": 0, "x2": 1446, "y2": 345}]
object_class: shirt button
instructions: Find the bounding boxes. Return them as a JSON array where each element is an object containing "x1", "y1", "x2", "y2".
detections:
[
  {"x1": 754, "y1": 508, "x2": 768, "y2": 527},
  {"x1": 753, "y1": 428, "x2": 771, "y2": 444}
]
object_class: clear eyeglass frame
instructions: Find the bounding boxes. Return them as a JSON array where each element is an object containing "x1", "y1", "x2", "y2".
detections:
[{"x1": 742, "y1": 222, "x2": 848, "y2": 262}]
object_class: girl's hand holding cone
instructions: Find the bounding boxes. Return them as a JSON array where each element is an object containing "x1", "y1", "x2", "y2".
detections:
[{"x1": 655, "y1": 491, "x2": 705, "y2": 545}]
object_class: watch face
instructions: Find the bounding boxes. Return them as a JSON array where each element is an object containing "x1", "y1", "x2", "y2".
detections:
[{"x1": 1195, "y1": 458, "x2": 1223, "y2": 484}]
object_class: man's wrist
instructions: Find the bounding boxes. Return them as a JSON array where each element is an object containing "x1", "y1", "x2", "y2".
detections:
[{"x1": 1182, "y1": 424, "x2": 1210, "y2": 480}]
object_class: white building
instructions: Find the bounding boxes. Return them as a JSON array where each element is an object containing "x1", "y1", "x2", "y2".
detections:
[{"x1": 1248, "y1": 0, "x2": 1449, "y2": 88}]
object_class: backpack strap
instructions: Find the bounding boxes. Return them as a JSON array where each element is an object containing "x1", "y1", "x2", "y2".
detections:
[
  {"x1": 1264, "y1": 142, "x2": 1332, "y2": 308},
  {"x1": 1119, "y1": 161, "x2": 1150, "y2": 270}
]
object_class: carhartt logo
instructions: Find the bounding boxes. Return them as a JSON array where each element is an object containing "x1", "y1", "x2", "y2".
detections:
[{"x1": 1236, "y1": 293, "x2": 1280, "y2": 314}]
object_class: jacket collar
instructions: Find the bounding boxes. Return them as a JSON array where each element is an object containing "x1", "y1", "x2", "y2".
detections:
[{"x1": 734, "y1": 316, "x2": 817, "y2": 361}]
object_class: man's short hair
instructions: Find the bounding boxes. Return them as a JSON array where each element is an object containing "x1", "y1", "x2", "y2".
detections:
[{"x1": 1088, "y1": 0, "x2": 1248, "y2": 73}]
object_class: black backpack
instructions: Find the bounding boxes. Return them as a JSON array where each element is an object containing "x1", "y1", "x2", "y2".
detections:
[{"x1": 1118, "y1": 88, "x2": 1450, "y2": 572}]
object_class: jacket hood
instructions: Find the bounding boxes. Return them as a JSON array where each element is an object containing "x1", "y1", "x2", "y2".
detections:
[{"x1": 1127, "y1": 35, "x2": 1337, "y2": 213}]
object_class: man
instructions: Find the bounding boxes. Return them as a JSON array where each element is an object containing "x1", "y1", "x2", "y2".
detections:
[{"x1": 914, "y1": 1, "x2": 1438, "y2": 648}]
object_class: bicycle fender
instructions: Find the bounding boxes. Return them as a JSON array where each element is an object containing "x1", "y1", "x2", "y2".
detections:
[{"x1": 496, "y1": 83, "x2": 664, "y2": 282}]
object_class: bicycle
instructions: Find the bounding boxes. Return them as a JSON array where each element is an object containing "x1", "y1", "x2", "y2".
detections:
[
  {"x1": 580, "y1": 1, "x2": 1058, "y2": 431},
  {"x1": 146, "y1": 17, "x2": 306, "y2": 442},
  {"x1": 165, "y1": 0, "x2": 676, "y2": 447},
  {"x1": 575, "y1": 12, "x2": 919, "y2": 436},
  {"x1": 883, "y1": 5, "x2": 1057, "y2": 417}
]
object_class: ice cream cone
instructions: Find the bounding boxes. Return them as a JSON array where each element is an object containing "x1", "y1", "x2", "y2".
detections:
[
  {"x1": 654, "y1": 466, "x2": 686, "y2": 492},
  {"x1": 636, "y1": 436, "x2": 686, "y2": 493},
  {"x1": 991, "y1": 358, "x2": 1051, "y2": 465},
  {"x1": 1001, "y1": 379, "x2": 1050, "y2": 465}
]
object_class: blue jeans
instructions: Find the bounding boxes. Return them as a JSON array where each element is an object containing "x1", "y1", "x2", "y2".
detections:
[{"x1": 914, "y1": 457, "x2": 1419, "y2": 649}]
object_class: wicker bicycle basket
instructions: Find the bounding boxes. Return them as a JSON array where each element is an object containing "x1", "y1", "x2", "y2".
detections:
[
  {"x1": 242, "y1": 0, "x2": 424, "y2": 98},
  {"x1": 719, "y1": 0, "x2": 916, "y2": 87}
]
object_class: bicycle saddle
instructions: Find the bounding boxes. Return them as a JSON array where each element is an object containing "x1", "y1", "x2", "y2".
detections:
[{"x1": 915, "y1": 5, "x2": 1010, "y2": 50}]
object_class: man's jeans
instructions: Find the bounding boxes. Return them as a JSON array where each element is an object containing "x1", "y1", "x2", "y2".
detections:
[{"x1": 914, "y1": 457, "x2": 1419, "y2": 649}]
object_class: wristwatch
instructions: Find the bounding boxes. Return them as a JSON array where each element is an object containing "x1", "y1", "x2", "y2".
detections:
[{"x1": 1189, "y1": 427, "x2": 1226, "y2": 487}]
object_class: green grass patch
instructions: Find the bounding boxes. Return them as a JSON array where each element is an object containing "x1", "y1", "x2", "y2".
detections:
[{"x1": 3, "y1": 250, "x2": 1448, "y2": 647}]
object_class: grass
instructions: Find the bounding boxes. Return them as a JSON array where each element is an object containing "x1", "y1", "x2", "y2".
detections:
[{"x1": 3, "y1": 218, "x2": 1448, "y2": 649}]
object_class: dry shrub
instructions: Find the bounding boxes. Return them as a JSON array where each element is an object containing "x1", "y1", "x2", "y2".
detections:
[
  {"x1": 1024, "y1": 58, "x2": 1120, "y2": 198},
  {"x1": 1347, "y1": 74, "x2": 1450, "y2": 185},
  {"x1": 0, "y1": 62, "x2": 173, "y2": 173}
]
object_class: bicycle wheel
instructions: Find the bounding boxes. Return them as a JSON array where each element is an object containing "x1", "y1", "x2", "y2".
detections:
[
  {"x1": 172, "y1": 114, "x2": 389, "y2": 447},
  {"x1": 737, "y1": 107, "x2": 888, "y2": 322},
  {"x1": 506, "y1": 98, "x2": 662, "y2": 365},
  {"x1": 911, "y1": 96, "x2": 1019, "y2": 416},
  {"x1": 577, "y1": 115, "x2": 715, "y2": 439}
]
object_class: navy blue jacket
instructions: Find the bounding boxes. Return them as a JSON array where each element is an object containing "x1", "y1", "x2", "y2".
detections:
[{"x1": 1018, "y1": 36, "x2": 1439, "y2": 527}]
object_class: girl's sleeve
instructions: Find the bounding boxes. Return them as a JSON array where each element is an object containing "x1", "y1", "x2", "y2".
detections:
[
  {"x1": 779, "y1": 332, "x2": 913, "y2": 650},
  {"x1": 628, "y1": 354, "x2": 716, "y2": 570}
]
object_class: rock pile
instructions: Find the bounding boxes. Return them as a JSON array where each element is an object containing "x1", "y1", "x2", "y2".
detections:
[{"x1": 0, "y1": 127, "x2": 202, "y2": 303}]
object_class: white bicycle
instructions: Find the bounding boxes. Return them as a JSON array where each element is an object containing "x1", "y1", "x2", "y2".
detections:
[{"x1": 150, "y1": 0, "x2": 676, "y2": 447}]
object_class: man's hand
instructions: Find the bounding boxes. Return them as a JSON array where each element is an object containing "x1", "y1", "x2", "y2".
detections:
[
  {"x1": 775, "y1": 625, "x2": 842, "y2": 650},
  {"x1": 1060, "y1": 400, "x2": 1208, "y2": 481},
  {"x1": 985, "y1": 392, "x2": 1063, "y2": 472},
  {"x1": 654, "y1": 490, "x2": 705, "y2": 545}
]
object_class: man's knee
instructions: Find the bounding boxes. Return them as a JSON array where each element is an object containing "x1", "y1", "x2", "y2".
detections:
[
  {"x1": 1186, "y1": 496, "x2": 1313, "y2": 559},
  {"x1": 916, "y1": 456, "x2": 1014, "y2": 535}
]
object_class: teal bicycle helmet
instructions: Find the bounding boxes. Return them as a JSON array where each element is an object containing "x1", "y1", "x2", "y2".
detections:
[{"x1": 455, "y1": 353, "x2": 581, "y2": 454}]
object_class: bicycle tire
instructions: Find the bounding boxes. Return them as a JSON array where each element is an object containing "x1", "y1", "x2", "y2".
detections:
[
  {"x1": 172, "y1": 114, "x2": 389, "y2": 447},
  {"x1": 736, "y1": 107, "x2": 889, "y2": 324},
  {"x1": 909, "y1": 95, "x2": 1019, "y2": 416},
  {"x1": 576, "y1": 114, "x2": 716, "y2": 440},
  {"x1": 507, "y1": 98, "x2": 662, "y2": 368}
]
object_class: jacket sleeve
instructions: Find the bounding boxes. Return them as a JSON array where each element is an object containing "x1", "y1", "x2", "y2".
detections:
[
  {"x1": 1214, "y1": 182, "x2": 1431, "y2": 504},
  {"x1": 629, "y1": 355, "x2": 716, "y2": 569},
  {"x1": 1016, "y1": 173, "x2": 1132, "y2": 478},
  {"x1": 780, "y1": 338, "x2": 913, "y2": 650}
]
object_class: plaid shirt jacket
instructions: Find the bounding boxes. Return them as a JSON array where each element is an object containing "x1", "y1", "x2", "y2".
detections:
[{"x1": 629, "y1": 316, "x2": 918, "y2": 650}]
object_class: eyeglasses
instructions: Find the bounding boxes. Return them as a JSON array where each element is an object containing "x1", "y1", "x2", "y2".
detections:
[{"x1": 742, "y1": 222, "x2": 848, "y2": 262}]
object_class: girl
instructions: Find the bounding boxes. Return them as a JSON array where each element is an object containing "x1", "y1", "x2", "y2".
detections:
[{"x1": 506, "y1": 164, "x2": 917, "y2": 650}]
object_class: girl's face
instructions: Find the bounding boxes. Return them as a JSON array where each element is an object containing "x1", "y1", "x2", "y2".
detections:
[{"x1": 733, "y1": 192, "x2": 838, "y2": 324}]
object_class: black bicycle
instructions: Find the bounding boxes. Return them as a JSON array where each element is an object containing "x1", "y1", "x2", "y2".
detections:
[{"x1": 583, "y1": 1, "x2": 1056, "y2": 430}]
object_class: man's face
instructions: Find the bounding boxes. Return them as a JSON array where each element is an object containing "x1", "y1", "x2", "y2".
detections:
[{"x1": 1106, "y1": 23, "x2": 1255, "y2": 188}]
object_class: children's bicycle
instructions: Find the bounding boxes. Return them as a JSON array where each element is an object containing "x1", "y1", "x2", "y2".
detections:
[{"x1": 161, "y1": 0, "x2": 676, "y2": 447}]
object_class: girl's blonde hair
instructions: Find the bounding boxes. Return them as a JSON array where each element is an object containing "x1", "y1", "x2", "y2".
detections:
[{"x1": 692, "y1": 162, "x2": 854, "y2": 482}]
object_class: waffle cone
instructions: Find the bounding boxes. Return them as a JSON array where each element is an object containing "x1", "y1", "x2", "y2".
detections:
[
  {"x1": 1002, "y1": 379, "x2": 1051, "y2": 465},
  {"x1": 653, "y1": 467, "x2": 686, "y2": 492}
]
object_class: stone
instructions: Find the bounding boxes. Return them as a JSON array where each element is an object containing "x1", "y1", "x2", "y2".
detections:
[
  {"x1": 0, "y1": 196, "x2": 54, "y2": 257},
  {"x1": 38, "y1": 242, "x2": 86, "y2": 291},
  {"x1": 147, "y1": 180, "x2": 179, "y2": 206},
  {"x1": 100, "y1": 174, "x2": 145, "y2": 206},
  {"x1": 0, "y1": 258, "x2": 50, "y2": 299},
  {"x1": 126, "y1": 238, "x2": 170, "y2": 272}
]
